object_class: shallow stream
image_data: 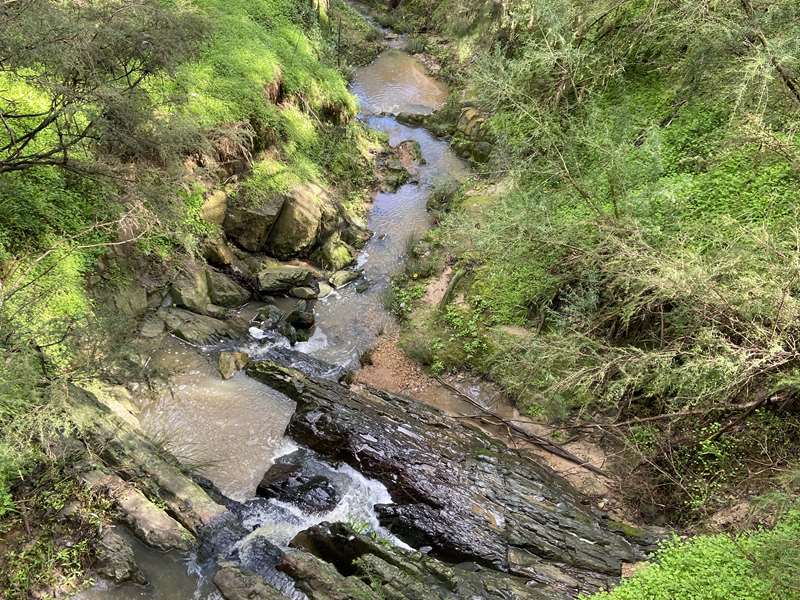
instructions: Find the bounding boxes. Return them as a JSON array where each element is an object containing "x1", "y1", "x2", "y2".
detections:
[{"x1": 79, "y1": 19, "x2": 470, "y2": 600}]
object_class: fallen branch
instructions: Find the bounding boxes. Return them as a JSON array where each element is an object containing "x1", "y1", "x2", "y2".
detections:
[{"x1": 434, "y1": 376, "x2": 609, "y2": 477}]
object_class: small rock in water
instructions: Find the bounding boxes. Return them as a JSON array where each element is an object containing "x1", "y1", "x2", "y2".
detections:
[
  {"x1": 317, "y1": 282, "x2": 334, "y2": 299},
  {"x1": 289, "y1": 286, "x2": 318, "y2": 299},
  {"x1": 355, "y1": 279, "x2": 370, "y2": 294},
  {"x1": 330, "y1": 269, "x2": 361, "y2": 289},
  {"x1": 287, "y1": 308, "x2": 315, "y2": 329},
  {"x1": 257, "y1": 463, "x2": 340, "y2": 514},
  {"x1": 219, "y1": 351, "x2": 249, "y2": 380},
  {"x1": 255, "y1": 305, "x2": 284, "y2": 330}
]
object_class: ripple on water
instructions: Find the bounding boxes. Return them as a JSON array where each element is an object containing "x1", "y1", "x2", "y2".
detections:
[
  {"x1": 137, "y1": 338, "x2": 296, "y2": 502},
  {"x1": 350, "y1": 49, "x2": 448, "y2": 115}
]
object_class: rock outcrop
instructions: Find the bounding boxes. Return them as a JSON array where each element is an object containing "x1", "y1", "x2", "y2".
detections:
[
  {"x1": 282, "y1": 522, "x2": 550, "y2": 600},
  {"x1": 247, "y1": 361, "x2": 651, "y2": 598},
  {"x1": 67, "y1": 385, "x2": 228, "y2": 541}
]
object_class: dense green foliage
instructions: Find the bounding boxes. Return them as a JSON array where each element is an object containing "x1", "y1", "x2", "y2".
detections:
[
  {"x1": 378, "y1": 0, "x2": 800, "y2": 596},
  {"x1": 0, "y1": 4, "x2": 369, "y2": 590},
  {"x1": 587, "y1": 510, "x2": 800, "y2": 600},
  {"x1": 393, "y1": 0, "x2": 800, "y2": 518}
]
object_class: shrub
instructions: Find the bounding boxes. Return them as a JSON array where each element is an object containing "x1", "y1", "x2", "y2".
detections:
[{"x1": 587, "y1": 510, "x2": 800, "y2": 600}]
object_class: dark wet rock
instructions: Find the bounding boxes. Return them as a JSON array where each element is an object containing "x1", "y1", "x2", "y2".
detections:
[
  {"x1": 278, "y1": 321, "x2": 298, "y2": 345},
  {"x1": 283, "y1": 522, "x2": 548, "y2": 600},
  {"x1": 207, "y1": 269, "x2": 251, "y2": 307},
  {"x1": 257, "y1": 453, "x2": 340, "y2": 514},
  {"x1": 160, "y1": 307, "x2": 242, "y2": 345},
  {"x1": 257, "y1": 264, "x2": 316, "y2": 294},
  {"x1": 224, "y1": 194, "x2": 286, "y2": 252},
  {"x1": 246, "y1": 362, "x2": 649, "y2": 598},
  {"x1": 214, "y1": 562, "x2": 286, "y2": 600},
  {"x1": 94, "y1": 527, "x2": 147, "y2": 584},
  {"x1": 287, "y1": 306, "x2": 315, "y2": 329},
  {"x1": 354, "y1": 279, "x2": 370, "y2": 294},
  {"x1": 249, "y1": 347, "x2": 346, "y2": 381},
  {"x1": 230, "y1": 529, "x2": 301, "y2": 597}
]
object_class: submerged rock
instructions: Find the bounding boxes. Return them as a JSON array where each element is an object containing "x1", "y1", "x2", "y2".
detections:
[
  {"x1": 219, "y1": 351, "x2": 249, "y2": 380},
  {"x1": 256, "y1": 450, "x2": 341, "y2": 514},
  {"x1": 247, "y1": 362, "x2": 649, "y2": 598}
]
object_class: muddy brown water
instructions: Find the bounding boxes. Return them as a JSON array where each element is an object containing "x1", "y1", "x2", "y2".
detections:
[{"x1": 81, "y1": 26, "x2": 470, "y2": 600}]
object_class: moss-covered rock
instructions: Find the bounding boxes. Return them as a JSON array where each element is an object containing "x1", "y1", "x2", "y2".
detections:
[
  {"x1": 257, "y1": 263, "x2": 316, "y2": 294},
  {"x1": 206, "y1": 269, "x2": 250, "y2": 307},
  {"x1": 312, "y1": 233, "x2": 355, "y2": 271},
  {"x1": 224, "y1": 194, "x2": 286, "y2": 252}
]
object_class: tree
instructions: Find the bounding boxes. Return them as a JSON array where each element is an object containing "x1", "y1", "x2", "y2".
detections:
[{"x1": 0, "y1": 0, "x2": 207, "y2": 174}]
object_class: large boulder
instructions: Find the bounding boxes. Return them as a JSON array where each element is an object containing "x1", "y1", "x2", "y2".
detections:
[
  {"x1": 247, "y1": 362, "x2": 653, "y2": 598},
  {"x1": 160, "y1": 307, "x2": 242, "y2": 345},
  {"x1": 265, "y1": 183, "x2": 337, "y2": 259},
  {"x1": 207, "y1": 270, "x2": 251, "y2": 307},
  {"x1": 311, "y1": 233, "x2": 355, "y2": 271},
  {"x1": 224, "y1": 194, "x2": 286, "y2": 252},
  {"x1": 256, "y1": 263, "x2": 315, "y2": 294},
  {"x1": 170, "y1": 265, "x2": 212, "y2": 314}
]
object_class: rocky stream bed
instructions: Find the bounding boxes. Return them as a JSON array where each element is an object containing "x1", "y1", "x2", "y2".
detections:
[{"x1": 71, "y1": 12, "x2": 659, "y2": 600}]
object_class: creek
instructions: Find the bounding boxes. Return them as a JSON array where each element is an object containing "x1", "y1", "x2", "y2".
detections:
[{"x1": 77, "y1": 24, "x2": 471, "y2": 600}]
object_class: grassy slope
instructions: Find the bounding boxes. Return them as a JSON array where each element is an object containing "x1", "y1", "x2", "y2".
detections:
[{"x1": 380, "y1": 0, "x2": 800, "y2": 597}]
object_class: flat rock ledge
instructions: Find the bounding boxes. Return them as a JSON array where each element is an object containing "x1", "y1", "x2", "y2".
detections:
[{"x1": 246, "y1": 361, "x2": 654, "y2": 598}]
